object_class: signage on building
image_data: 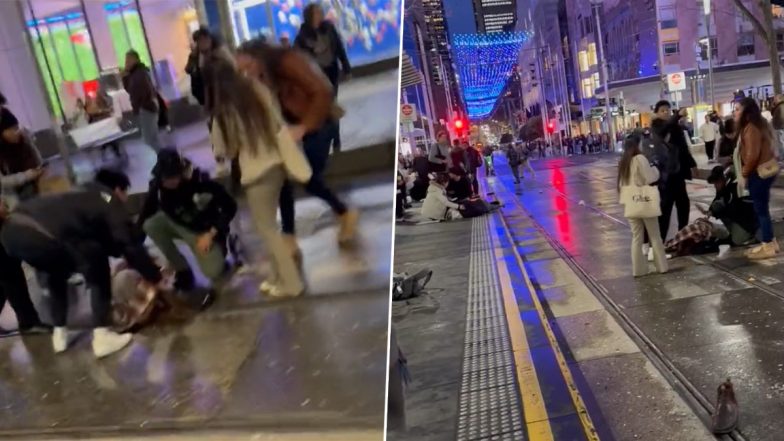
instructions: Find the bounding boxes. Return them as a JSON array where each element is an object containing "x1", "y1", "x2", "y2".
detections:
[
  {"x1": 667, "y1": 72, "x2": 687, "y2": 92},
  {"x1": 400, "y1": 103, "x2": 417, "y2": 124}
]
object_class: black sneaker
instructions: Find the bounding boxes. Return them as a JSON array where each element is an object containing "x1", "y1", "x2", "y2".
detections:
[{"x1": 174, "y1": 269, "x2": 195, "y2": 291}]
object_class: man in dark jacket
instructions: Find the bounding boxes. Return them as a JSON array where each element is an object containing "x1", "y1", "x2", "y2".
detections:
[
  {"x1": 652, "y1": 100, "x2": 697, "y2": 240},
  {"x1": 295, "y1": 3, "x2": 351, "y2": 153},
  {"x1": 0, "y1": 169, "x2": 164, "y2": 358},
  {"x1": 138, "y1": 149, "x2": 237, "y2": 290},
  {"x1": 185, "y1": 28, "x2": 230, "y2": 106},
  {"x1": 122, "y1": 49, "x2": 161, "y2": 151},
  {"x1": 703, "y1": 166, "x2": 758, "y2": 245}
]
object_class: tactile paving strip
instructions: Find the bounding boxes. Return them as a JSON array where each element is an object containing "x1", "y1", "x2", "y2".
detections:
[{"x1": 455, "y1": 216, "x2": 526, "y2": 441}]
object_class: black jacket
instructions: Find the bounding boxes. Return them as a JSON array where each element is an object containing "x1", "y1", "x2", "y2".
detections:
[
  {"x1": 138, "y1": 164, "x2": 237, "y2": 238},
  {"x1": 710, "y1": 181, "x2": 758, "y2": 236},
  {"x1": 295, "y1": 21, "x2": 351, "y2": 74},
  {"x1": 447, "y1": 176, "x2": 473, "y2": 200},
  {"x1": 653, "y1": 115, "x2": 697, "y2": 181},
  {"x1": 185, "y1": 51, "x2": 205, "y2": 106},
  {"x1": 14, "y1": 183, "x2": 161, "y2": 283},
  {"x1": 122, "y1": 64, "x2": 157, "y2": 114}
]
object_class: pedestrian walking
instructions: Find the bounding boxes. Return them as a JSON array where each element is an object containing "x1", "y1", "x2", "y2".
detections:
[
  {"x1": 295, "y1": 3, "x2": 351, "y2": 153},
  {"x1": 700, "y1": 114, "x2": 720, "y2": 161},
  {"x1": 205, "y1": 56, "x2": 309, "y2": 297},
  {"x1": 618, "y1": 134, "x2": 667, "y2": 277},
  {"x1": 235, "y1": 38, "x2": 359, "y2": 264},
  {"x1": 734, "y1": 97, "x2": 780, "y2": 260},
  {"x1": 506, "y1": 142, "x2": 521, "y2": 184},
  {"x1": 122, "y1": 49, "x2": 161, "y2": 151}
]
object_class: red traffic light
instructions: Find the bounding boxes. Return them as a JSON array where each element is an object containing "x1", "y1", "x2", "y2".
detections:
[
  {"x1": 546, "y1": 120, "x2": 555, "y2": 134},
  {"x1": 454, "y1": 119, "x2": 464, "y2": 129}
]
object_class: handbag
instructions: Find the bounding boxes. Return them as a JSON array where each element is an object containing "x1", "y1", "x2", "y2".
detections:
[
  {"x1": 621, "y1": 184, "x2": 661, "y2": 219},
  {"x1": 277, "y1": 127, "x2": 312, "y2": 184},
  {"x1": 757, "y1": 157, "x2": 780, "y2": 179}
]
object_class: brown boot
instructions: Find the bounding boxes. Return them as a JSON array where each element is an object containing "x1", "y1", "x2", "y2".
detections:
[
  {"x1": 711, "y1": 378, "x2": 739, "y2": 434},
  {"x1": 338, "y1": 209, "x2": 360, "y2": 246},
  {"x1": 747, "y1": 241, "x2": 777, "y2": 260}
]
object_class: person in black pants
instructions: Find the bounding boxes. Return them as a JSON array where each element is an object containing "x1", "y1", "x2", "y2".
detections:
[
  {"x1": 652, "y1": 101, "x2": 697, "y2": 240},
  {"x1": 0, "y1": 169, "x2": 165, "y2": 358},
  {"x1": 0, "y1": 203, "x2": 47, "y2": 336}
]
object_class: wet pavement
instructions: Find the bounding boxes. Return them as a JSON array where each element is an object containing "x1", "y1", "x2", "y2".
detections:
[
  {"x1": 484, "y1": 153, "x2": 784, "y2": 440},
  {"x1": 0, "y1": 178, "x2": 393, "y2": 438},
  {"x1": 47, "y1": 70, "x2": 399, "y2": 194}
]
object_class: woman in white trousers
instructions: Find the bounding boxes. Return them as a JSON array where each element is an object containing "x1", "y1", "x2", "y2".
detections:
[{"x1": 618, "y1": 134, "x2": 668, "y2": 277}]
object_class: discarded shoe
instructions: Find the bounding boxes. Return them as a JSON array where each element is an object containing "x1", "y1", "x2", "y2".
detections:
[{"x1": 711, "y1": 378, "x2": 739, "y2": 434}]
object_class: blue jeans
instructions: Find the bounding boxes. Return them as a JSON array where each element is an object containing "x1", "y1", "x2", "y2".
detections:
[
  {"x1": 748, "y1": 173, "x2": 775, "y2": 242},
  {"x1": 279, "y1": 121, "x2": 348, "y2": 234}
]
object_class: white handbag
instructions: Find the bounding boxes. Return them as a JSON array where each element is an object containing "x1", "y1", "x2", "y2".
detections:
[
  {"x1": 277, "y1": 127, "x2": 312, "y2": 184},
  {"x1": 620, "y1": 184, "x2": 661, "y2": 219}
]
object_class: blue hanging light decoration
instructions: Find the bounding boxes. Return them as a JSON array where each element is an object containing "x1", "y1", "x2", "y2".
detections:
[{"x1": 452, "y1": 32, "x2": 531, "y2": 120}]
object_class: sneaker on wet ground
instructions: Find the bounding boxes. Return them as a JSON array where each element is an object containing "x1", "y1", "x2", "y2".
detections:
[{"x1": 92, "y1": 327, "x2": 133, "y2": 358}]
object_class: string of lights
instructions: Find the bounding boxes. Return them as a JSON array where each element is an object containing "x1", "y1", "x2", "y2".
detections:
[{"x1": 452, "y1": 32, "x2": 531, "y2": 120}]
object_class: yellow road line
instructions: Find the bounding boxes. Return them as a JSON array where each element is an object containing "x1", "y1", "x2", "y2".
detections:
[
  {"x1": 489, "y1": 216, "x2": 554, "y2": 441},
  {"x1": 493, "y1": 193, "x2": 601, "y2": 441}
]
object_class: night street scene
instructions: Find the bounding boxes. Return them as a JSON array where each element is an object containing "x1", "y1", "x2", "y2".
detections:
[
  {"x1": 0, "y1": 0, "x2": 400, "y2": 440},
  {"x1": 392, "y1": 0, "x2": 784, "y2": 440}
]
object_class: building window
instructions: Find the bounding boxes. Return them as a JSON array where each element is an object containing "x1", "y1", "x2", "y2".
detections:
[
  {"x1": 584, "y1": 17, "x2": 592, "y2": 36},
  {"x1": 578, "y1": 50, "x2": 589, "y2": 72},
  {"x1": 663, "y1": 41, "x2": 680, "y2": 56},
  {"x1": 738, "y1": 32, "x2": 755, "y2": 56},
  {"x1": 591, "y1": 72, "x2": 600, "y2": 91},
  {"x1": 660, "y1": 7, "x2": 677, "y2": 29},
  {"x1": 778, "y1": 32, "x2": 784, "y2": 52},
  {"x1": 588, "y1": 43, "x2": 598, "y2": 66},
  {"x1": 582, "y1": 78, "x2": 594, "y2": 98}
]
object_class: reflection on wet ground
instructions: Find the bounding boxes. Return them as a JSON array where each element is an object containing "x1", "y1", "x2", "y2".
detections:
[
  {"x1": 0, "y1": 181, "x2": 393, "y2": 438},
  {"x1": 491, "y1": 153, "x2": 784, "y2": 440}
]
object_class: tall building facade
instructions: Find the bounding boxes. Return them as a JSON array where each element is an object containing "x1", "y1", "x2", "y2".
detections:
[
  {"x1": 567, "y1": 0, "x2": 784, "y2": 129},
  {"x1": 473, "y1": 0, "x2": 517, "y2": 33}
]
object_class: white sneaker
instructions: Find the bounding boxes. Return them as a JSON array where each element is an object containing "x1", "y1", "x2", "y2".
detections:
[
  {"x1": 718, "y1": 244, "x2": 731, "y2": 259},
  {"x1": 259, "y1": 280, "x2": 275, "y2": 293},
  {"x1": 52, "y1": 327, "x2": 75, "y2": 354},
  {"x1": 268, "y1": 286, "x2": 304, "y2": 299},
  {"x1": 92, "y1": 327, "x2": 132, "y2": 358}
]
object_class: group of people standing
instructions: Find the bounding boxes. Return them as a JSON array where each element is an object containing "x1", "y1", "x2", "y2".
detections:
[
  {"x1": 619, "y1": 97, "x2": 780, "y2": 277},
  {"x1": 0, "y1": 3, "x2": 357, "y2": 358}
]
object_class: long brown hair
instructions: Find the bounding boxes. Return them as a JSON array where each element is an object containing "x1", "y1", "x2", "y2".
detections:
[
  {"x1": 203, "y1": 55, "x2": 279, "y2": 157},
  {"x1": 737, "y1": 97, "x2": 773, "y2": 142},
  {"x1": 617, "y1": 133, "x2": 642, "y2": 190}
]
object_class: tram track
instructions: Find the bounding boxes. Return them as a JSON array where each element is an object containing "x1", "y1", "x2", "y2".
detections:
[{"x1": 485, "y1": 161, "x2": 752, "y2": 440}]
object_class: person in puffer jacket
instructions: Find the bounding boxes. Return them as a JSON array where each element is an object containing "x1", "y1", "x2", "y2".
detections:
[{"x1": 421, "y1": 173, "x2": 463, "y2": 221}]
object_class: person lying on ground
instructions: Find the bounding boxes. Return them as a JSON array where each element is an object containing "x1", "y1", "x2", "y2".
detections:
[
  {"x1": 0, "y1": 169, "x2": 168, "y2": 358},
  {"x1": 138, "y1": 149, "x2": 237, "y2": 291}
]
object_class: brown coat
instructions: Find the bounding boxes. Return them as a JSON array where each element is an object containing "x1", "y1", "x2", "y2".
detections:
[
  {"x1": 270, "y1": 51, "x2": 333, "y2": 133},
  {"x1": 739, "y1": 123, "x2": 775, "y2": 178}
]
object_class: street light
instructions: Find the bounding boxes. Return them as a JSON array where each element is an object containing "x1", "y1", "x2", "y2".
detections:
[
  {"x1": 590, "y1": 0, "x2": 617, "y2": 145},
  {"x1": 703, "y1": 0, "x2": 716, "y2": 109}
]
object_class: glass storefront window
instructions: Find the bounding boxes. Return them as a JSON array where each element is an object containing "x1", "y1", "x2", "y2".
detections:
[
  {"x1": 104, "y1": 1, "x2": 152, "y2": 70},
  {"x1": 229, "y1": 0, "x2": 402, "y2": 66},
  {"x1": 25, "y1": 0, "x2": 102, "y2": 121}
]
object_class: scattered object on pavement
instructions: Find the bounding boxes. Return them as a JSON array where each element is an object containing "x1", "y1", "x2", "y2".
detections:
[
  {"x1": 392, "y1": 269, "x2": 432, "y2": 301},
  {"x1": 712, "y1": 378, "x2": 739, "y2": 434}
]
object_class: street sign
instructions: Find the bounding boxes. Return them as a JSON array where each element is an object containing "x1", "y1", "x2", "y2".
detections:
[
  {"x1": 667, "y1": 72, "x2": 686, "y2": 92},
  {"x1": 400, "y1": 103, "x2": 417, "y2": 124}
]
